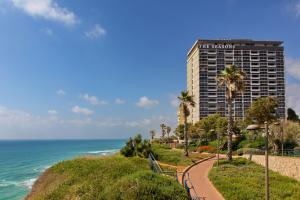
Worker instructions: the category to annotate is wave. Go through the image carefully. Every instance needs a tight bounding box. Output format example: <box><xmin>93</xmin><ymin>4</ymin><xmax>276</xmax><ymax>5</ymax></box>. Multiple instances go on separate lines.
<box><xmin>86</xmin><ymin>149</ymin><xmax>119</xmax><ymax>155</ymax></box>
<box><xmin>33</xmin><ymin>165</ymin><xmax>51</xmax><ymax>172</ymax></box>
<box><xmin>21</xmin><ymin>178</ymin><xmax>37</xmax><ymax>189</ymax></box>
<box><xmin>0</xmin><ymin>178</ymin><xmax>37</xmax><ymax>189</ymax></box>
<box><xmin>0</xmin><ymin>179</ymin><xmax>19</xmax><ymax>188</ymax></box>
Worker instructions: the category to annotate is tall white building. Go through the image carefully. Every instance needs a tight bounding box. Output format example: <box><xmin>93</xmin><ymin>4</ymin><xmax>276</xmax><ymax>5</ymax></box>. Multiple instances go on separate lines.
<box><xmin>187</xmin><ymin>39</ymin><xmax>285</xmax><ymax>123</ymax></box>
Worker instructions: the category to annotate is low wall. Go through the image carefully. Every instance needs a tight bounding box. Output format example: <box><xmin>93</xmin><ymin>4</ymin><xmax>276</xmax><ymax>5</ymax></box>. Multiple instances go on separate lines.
<box><xmin>243</xmin><ymin>155</ymin><xmax>300</xmax><ymax>181</ymax></box>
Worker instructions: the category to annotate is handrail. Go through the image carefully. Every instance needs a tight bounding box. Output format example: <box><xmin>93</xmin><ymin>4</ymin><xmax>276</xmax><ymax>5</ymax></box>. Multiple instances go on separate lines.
<box><xmin>148</xmin><ymin>153</ymin><xmax>163</xmax><ymax>173</ymax></box>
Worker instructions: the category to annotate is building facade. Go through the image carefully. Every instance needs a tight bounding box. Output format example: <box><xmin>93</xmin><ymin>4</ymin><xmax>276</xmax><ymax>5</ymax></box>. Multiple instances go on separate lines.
<box><xmin>187</xmin><ymin>39</ymin><xmax>285</xmax><ymax>123</ymax></box>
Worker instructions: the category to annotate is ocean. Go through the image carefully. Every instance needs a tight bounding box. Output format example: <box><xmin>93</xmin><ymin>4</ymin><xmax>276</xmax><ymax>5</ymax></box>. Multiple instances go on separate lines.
<box><xmin>0</xmin><ymin>139</ymin><xmax>125</xmax><ymax>200</ymax></box>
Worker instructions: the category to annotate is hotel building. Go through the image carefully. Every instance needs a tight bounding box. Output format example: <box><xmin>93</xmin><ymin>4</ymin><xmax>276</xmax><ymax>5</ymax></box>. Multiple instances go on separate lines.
<box><xmin>187</xmin><ymin>39</ymin><xmax>285</xmax><ymax>123</ymax></box>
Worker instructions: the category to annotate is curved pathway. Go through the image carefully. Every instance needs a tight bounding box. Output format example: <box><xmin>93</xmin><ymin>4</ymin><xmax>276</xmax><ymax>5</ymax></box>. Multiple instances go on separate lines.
<box><xmin>183</xmin><ymin>156</ymin><xmax>224</xmax><ymax>200</ymax></box>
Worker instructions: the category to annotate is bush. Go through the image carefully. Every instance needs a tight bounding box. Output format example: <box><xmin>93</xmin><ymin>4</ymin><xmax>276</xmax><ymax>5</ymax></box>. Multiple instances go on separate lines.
<box><xmin>120</xmin><ymin>134</ymin><xmax>152</xmax><ymax>158</ymax></box>
<box><xmin>198</xmin><ymin>146</ymin><xmax>215</xmax><ymax>153</ymax></box>
<box><xmin>248</xmin><ymin>136</ymin><xmax>265</xmax><ymax>148</ymax></box>
<box><xmin>294</xmin><ymin>147</ymin><xmax>300</xmax><ymax>156</ymax></box>
<box><xmin>236</xmin><ymin>148</ymin><xmax>264</xmax><ymax>156</ymax></box>
<box><xmin>103</xmin><ymin>171</ymin><xmax>189</xmax><ymax>200</ymax></box>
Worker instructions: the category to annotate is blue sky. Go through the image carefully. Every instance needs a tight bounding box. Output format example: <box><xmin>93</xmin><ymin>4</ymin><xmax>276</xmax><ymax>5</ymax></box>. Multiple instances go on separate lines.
<box><xmin>1</xmin><ymin>0</ymin><xmax>300</xmax><ymax>139</ymax></box>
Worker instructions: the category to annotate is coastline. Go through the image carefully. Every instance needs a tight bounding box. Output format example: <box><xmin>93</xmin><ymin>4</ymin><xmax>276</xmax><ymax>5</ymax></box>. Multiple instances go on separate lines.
<box><xmin>0</xmin><ymin>140</ymin><xmax>125</xmax><ymax>200</ymax></box>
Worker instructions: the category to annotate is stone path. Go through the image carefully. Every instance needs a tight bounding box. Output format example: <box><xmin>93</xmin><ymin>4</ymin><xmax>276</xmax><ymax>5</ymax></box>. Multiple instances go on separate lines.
<box><xmin>183</xmin><ymin>157</ymin><xmax>224</xmax><ymax>200</ymax></box>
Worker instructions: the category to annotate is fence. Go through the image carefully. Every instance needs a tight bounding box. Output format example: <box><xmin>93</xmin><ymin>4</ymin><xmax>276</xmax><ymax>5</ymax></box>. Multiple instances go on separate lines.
<box><xmin>240</xmin><ymin>148</ymin><xmax>300</xmax><ymax>157</ymax></box>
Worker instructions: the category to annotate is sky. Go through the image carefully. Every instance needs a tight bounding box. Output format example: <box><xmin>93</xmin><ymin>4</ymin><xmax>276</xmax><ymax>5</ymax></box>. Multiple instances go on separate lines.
<box><xmin>1</xmin><ymin>0</ymin><xmax>300</xmax><ymax>139</ymax></box>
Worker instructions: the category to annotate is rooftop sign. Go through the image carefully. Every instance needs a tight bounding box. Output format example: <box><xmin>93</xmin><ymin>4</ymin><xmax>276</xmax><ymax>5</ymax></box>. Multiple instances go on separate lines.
<box><xmin>199</xmin><ymin>44</ymin><xmax>235</xmax><ymax>49</ymax></box>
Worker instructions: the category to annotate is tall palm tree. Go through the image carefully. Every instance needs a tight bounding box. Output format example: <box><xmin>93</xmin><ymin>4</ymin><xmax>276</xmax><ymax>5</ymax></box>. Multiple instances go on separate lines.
<box><xmin>178</xmin><ymin>90</ymin><xmax>195</xmax><ymax>156</ymax></box>
<box><xmin>149</xmin><ymin>130</ymin><xmax>156</xmax><ymax>141</ymax></box>
<box><xmin>166</xmin><ymin>126</ymin><xmax>171</xmax><ymax>143</ymax></box>
<box><xmin>217</xmin><ymin>65</ymin><xmax>245</xmax><ymax>161</ymax></box>
<box><xmin>160</xmin><ymin>124</ymin><xmax>166</xmax><ymax>139</ymax></box>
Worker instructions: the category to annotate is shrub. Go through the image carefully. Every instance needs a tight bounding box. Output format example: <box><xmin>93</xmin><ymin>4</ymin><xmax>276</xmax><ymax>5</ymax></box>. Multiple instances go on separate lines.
<box><xmin>120</xmin><ymin>134</ymin><xmax>152</xmax><ymax>158</ymax></box>
<box><xmin>236</xmin><ymin>148</ymin><xmax>264</xmax><ymax>156</ymax></box>
<box><xmin>198</xmin><ymin>146</ymin><xmax>215</xmax><ymax>153</ymax></box>
<box><xmin>294</xmin><ymin>147</ymin><xmax>300</xmax><ymax>156</ymax></box>
<box><xmin>103</xmin><ymin>171</ymin><xmax>189</xmax><ymax>200</ymax></box>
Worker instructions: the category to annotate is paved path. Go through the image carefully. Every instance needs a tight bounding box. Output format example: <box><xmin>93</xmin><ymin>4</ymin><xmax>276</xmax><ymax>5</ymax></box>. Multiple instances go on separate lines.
<box><xmin>183</xmin><ymin>157</ymin><xmax>225</xmax><ymax>200</ymax></box>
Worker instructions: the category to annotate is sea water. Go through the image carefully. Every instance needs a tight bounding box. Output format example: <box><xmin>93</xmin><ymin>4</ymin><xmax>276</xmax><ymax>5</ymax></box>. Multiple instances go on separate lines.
<box><xmin>0</xmin><ymin>139</ymin><xmax>125</xmax><ymax>200</ymax></box>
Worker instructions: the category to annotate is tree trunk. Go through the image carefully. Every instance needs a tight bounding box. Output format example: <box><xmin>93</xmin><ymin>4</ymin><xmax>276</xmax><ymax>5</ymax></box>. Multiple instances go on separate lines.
<box><xmin>227</xmin><ymin>97</ymin><xmax>233</xmax><ymax>161</ymax></box>
<box><xmin>184</xmin><ymin>115</ymin><xmax>189</xmax><ymax>157</ymax></box>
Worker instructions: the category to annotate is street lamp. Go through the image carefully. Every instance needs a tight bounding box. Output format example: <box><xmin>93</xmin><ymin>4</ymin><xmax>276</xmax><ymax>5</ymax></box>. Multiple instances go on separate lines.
<box><xmin>246</xmin><ymin>122</ymin><xmax>269</xmax><ymax>200</ymax></box>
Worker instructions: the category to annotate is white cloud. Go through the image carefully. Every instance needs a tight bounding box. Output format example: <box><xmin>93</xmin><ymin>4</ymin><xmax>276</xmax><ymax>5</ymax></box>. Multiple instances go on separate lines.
<box><xmin>67</xmin><ymin>118</ymin><xmax>92</xmax><ymax>126</ymax></box>
<box><xmin>125</xmin><ymin>118</ymin><xmax>152</xmax><ymax>127</ymax></box>
<box><xmin>85</xmin><ymin>24</ymin><xmax>106</xmax><ymax>40</ymax></box>
<box><xmin>286</xmin><ymin>57</ymin><xmax>300</xmax><ymax>81</ymax></box>
<box><xmin>80</xmin><ymin>94</ymin><xmax>107</xmax><ymax>105</ymax></box>
<box><xmin>10</xmin><ymin>0</ymin><xmax>78</xmax><ymax>26</ymax></box>
<box><xmin>287</xmin><ymin>83</ymin><xmax>300</xmax><ymax>114</ymax></box>
<box><xmin>0</xmin><ymin>106</ymin><xmax>34</xmax><ymax>125</ymax></box>
<box><xmin>48</xmin><ymin>109</ymin><xmax>58</xmax><ymax>115</ymax></box>
<box><xmin>56</xmin><ymin>89</ymin><xmax>66</xmax><ymax>96</ymax></box>
<box><xmin>137</xmin><ymin>96</ymin><xmax>159</xmax><ymax>108</ymax></box>
<box><xmin>71</xmin><ymin>106</ymin><xmax>93</xmax><ymax>115</ymax></box>
<box><xmin>115</xmin><ymin>98</ymin><xmax>125</xmax><ymax>104</ymax></box>
<box><xmin>296</xmin><ymin>2</ymin><xmax>300</xmax><ymax>16</ymax></box>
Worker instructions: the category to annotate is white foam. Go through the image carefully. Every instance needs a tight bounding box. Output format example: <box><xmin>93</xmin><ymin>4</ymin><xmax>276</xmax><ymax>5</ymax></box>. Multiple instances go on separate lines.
<box><xmin>21</xmin><ymin>178</ymin><xmax>37</xmax><ymax>189</ymax></box>
<box><xmin>33</xmin><ymin>165</ymin><xmax>51</xmax><ymax>172</ymax></box>
<box><xmin>0</xmin><ymin>179</ymin><xmax>19</xmax><ymax>188</ymax></box>
<box><xmin>86</xmin><ymin>149</ymin><xmax>119</xmax><ymax>154</ymax></box>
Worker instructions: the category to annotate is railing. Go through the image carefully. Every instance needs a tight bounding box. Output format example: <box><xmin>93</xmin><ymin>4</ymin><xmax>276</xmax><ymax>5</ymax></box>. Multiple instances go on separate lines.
<box><xmin>148</xmin><ymin>153</ymin><xmax>163</xmax><ymax>173</ymax></box>
<box><xmin>184</xmin><ymin>172</ymin><xmax>201</xmax><ymax>200</ymax></box>
<box><xmin>148</xmin><ymin>153</ymin><xmax>176</xmax><ymax>177</ymax></box>
<box><xmin>149</xmin><ymin>153</ymin><xmax>202</xmax><ymax>199</ymax></box>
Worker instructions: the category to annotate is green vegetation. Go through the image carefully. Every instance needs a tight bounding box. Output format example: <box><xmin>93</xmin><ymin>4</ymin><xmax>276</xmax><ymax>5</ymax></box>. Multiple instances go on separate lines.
<box><xmin>152</xmin><ymin>144</ymin><xmax>211</xmax><ymax>166</ymax></box>
<box><xmin>27</xmin><ymin>155</ymin><xmax>188</xmax><ymax>200</ymax></box>
<box><xmin>245</xmin><ymin>97</ymin><xmax>278</xmax><ymax>124</ymax></box>
<box><xmin>209</xmin><ymin>158</ymin><xmax>300</xmax><ymax>200</ymax></box>
<box><xmin>120</xmin><ymin>134</ymin><xmax>152</xmax><ymax>158</ymax></box>
<box><xmin>287</xmin><ymin>108</ymin><xmax>299</xmax><ymax>122</ymax></box>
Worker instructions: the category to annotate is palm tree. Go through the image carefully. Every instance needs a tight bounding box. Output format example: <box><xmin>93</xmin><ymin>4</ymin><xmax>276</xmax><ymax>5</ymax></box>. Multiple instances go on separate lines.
<box><xmin>149</xmin><ymin>130</ymin><xmax>156</xmax><ymax>141</ymax></box>
<box><xmin>160</xmin><ymin>124</ymin><xmax>166</xmax><ymax>140</ymax></box>
<box><xmin>217</xmin><ymin>65</ymin><xmax>245</xmax><ymax>161</ymax></box>
<box><xmin>178</xmin><ymin>90</ymin><xmax>195</xmax><ymax>156</ymax></box>
<box><xmin>166</xmin><ymin>126</ymin><xmax>171</xmax><ymax>143</ymax></box>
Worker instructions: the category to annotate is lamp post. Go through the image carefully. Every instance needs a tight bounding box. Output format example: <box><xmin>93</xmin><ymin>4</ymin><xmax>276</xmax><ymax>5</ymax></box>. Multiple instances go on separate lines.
<box><xmin>264</xmin><ymin>121</ymin><xmax>269</xmax><ymax>200</ymax></box>
<box><xmin>246</xmin><ymin>123</ymin><xmax>269</xmax><ymax>200</ymax></box>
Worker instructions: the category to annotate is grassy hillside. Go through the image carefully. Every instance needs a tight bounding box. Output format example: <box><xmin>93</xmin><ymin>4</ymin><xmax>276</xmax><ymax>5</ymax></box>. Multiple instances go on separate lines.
<box><xmin>152</xmin><ymin>144</ymin><xmax>212</xmax><ymax>166</ymax></box>
<box><xmin>26</xmin><ymin>155</ymin><xmax>188</xmax><ymax>200</ymax></box>
<box><xmin>209</xmin><ymin>158</ymin><xmax>300</xmax><ymax>200</ymax></box>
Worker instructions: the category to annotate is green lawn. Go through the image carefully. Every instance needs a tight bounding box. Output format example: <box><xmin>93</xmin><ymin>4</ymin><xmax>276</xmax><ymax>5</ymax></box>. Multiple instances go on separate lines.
<box><xmin>26</xmin><ymin>155</ymin><xmax>189</xmax><ymax>200</ymax></box>
<box><xmin>152</xmin><ymin>144</ymin><xmax>212</xmax><ymax>166</ymax></box>
<box><xmin>209</xmin><ymin>158</ymin><xmax>300</xmax><ymax>200</ymax></box>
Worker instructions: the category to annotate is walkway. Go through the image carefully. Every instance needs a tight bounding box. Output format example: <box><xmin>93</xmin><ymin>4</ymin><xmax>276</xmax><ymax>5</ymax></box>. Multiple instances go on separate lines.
<box><xmin>183</xmin><ymin>157</ymin><xmax>224</xmax><ymax>200</ymax></box>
